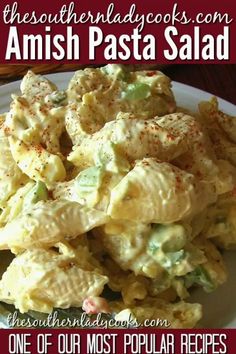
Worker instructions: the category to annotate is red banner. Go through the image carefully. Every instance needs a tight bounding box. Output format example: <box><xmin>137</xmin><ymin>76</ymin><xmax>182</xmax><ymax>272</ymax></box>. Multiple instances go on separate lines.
<box><xmin>1</xmin><ymin>329</ymin><xmax>236</xmax><ymax>354</ymax></box>
<box><xmin>0</xmin><ymin>0</ymin><xmax>235</xmax><ymax>63</ymax></box>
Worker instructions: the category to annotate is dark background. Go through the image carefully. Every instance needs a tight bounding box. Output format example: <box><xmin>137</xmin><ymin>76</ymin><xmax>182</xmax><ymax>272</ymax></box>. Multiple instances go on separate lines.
<box><xmin>165</xmin><ymin>64</ymin><xmax>236</xmax><ymax>105</ymax></box>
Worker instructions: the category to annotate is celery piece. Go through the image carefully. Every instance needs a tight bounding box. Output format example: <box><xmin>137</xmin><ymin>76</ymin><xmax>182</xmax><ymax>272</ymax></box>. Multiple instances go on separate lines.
<box><xmin>76</xmin><ymin>166</ymin><xmax>104</xmax><ymax>193</ymax></box>
<box><xmin>25</xmin><ymin>181</ymin><xmax>48</xmax><ymax>206</ymax></box>
<box><xmin>50</xmin><ymin>90</ymin><xmax>67</xmax><ymax>105</ymax></box>
<box><xmin>32</xmin><ymin>181</ymin><xmax>48</xmax><ymax>202</ymax></box>
<box><xmin>123</xmin><ymin>83</ymin><xmax>151</xmax><ymax>100</ymax></box>
<box><xmin>184</xmin><ymin>266</ymin><xmax>215</xmax><ymax>292</ymax></box>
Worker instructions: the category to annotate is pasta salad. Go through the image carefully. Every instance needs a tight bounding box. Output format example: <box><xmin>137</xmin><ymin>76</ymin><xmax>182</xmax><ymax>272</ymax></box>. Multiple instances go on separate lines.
<box><xmin>0</xmin><ymin>65</ymin><xmax>235</xmax><ymax>328</ymax></box>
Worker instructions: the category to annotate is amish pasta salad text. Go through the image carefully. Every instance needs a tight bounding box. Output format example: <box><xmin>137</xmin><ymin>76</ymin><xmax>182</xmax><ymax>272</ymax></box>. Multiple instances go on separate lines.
<box><xmin>0</xmin><ymin>65</ymin><xmax>235</xmax><ymax>328</ymax></box>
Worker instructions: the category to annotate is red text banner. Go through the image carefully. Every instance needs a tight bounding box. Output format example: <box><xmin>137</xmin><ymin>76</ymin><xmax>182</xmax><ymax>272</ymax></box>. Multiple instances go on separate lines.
<box><xmin>0</xmin><ymin>0</ymin><xmax>235</xmax><ymax>63</ymax></box>
<box><xmin>1</xmin><ymin>329</ymin><xmax>236</xmax><ymax>354</ymax></box>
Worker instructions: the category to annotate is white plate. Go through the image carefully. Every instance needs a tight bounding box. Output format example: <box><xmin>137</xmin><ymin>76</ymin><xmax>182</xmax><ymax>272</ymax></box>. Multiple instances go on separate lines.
<box><xmin>0</xmin><ymin>73</ymin><xmax>235</xmax><ymax>328</ymax></box>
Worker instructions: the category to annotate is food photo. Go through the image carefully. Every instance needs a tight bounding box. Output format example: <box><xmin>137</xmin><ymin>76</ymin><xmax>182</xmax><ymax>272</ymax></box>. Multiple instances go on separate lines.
<box><xmin>0</xmin><ymin>63</ymin><xmax>235</xmax><ymax>329</ymax></box>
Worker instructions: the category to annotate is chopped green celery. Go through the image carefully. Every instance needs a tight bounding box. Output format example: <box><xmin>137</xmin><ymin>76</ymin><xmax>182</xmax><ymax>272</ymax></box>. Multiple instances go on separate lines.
<box><xmin>148</xmin><ymin>242</ymin><xmax>160</xmax><ymax>255</ymax></box>
<box><xmin>24</xmin><ymin>181</ymin><xmax>48</xmax><ymax>206</ymax></box>
<box><xmin>33</xmin><ymin>181</ymin><xmax>48</xmax><ymax>202</ymax></box>
<box><xmin>76</xmin><ymin>166</ymin><xmax>105</xmax><ymax>193</ymax></box>
<box><xmin>76</xmin><ymin>166</ymin><xmax>105</xmax><ymax>207</ymax></box>
<box><xmin>123</xmin><ymin>83</ymin><xmax>151</xmax><ymax>100</ymax></box>
<box><xmin>148</xmin><ymin>224</ymin><xmax>187</xmax><ymax>253</ymax></box>
<box><xmin>158</xmin><ymin>250</ymin><xmax>186</xmax><ymax>269</ymax></box>
<box><xmin>100</xmin><ymin>64</ymin><xmax>128</xmax><ymax>80</ymax></box>
<box><xmin>184</xmin><ymin>265</ymin><xmax>216</xmax><ymax>292</ymax></box>
<box><xmin>50</xmin><ymin>90</ymin><xmax>67</xmax><ymax>105</ymax></box>
<box><xmin>147</xmin><ymin>224</ymin><xmax>187</xmax><ymax>270</ymax></box>
<box><xmin>94</xmin><ymin>142</ymin><xmax>130</xmax><ymax>173</ymax></box>
<box><xmin>166</xmin><ymin>250</ymin><xmax>185</xmax><ymax>264</ymax></box>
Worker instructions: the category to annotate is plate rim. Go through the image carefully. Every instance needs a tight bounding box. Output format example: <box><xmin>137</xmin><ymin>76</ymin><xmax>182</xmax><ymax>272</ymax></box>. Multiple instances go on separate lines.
<box><xmin>0</xmin><ymin>72</ymin><xmax>235</xmax><ymax>112</ymax></box>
